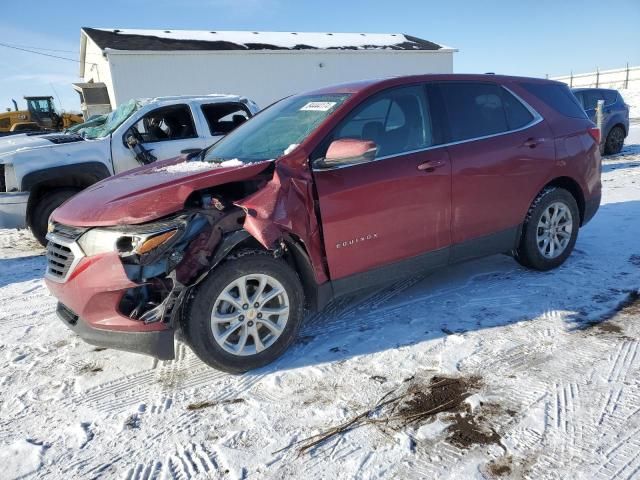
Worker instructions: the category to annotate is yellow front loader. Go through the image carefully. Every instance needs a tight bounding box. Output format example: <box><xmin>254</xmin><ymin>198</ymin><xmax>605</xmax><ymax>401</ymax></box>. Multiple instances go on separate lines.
<box><xmin>0</xmin><ymin>96</ymin><xmax>83</xmax><ymax>135</ymax></box>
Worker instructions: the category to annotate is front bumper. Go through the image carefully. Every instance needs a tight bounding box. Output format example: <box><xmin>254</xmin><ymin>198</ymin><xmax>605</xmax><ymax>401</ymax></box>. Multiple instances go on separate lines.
<box><xmin>56</xmin><ymin>303</ymin><xmax>175</xmax><ymax>360</ymax></box>
<box><xmin>45</xmin><ymin>251</ymin><xmax>176</xmax><ymax>360</ymax></box>
<box><xmin>0</xmin><ymin>192</ymin><xmax>28</xmax><ymax>228</ymax></box>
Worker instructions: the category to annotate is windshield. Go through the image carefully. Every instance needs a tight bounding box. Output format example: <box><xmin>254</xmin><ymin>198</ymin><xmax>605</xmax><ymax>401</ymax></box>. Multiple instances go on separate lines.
<box><xmin>79</xmin><ymin>99</ymin><xmax>140</xmax><ymax>139</ymax></box>
<box><xmin>202</xmin><ymin>93</ymin><xmax>350</xmax><ymax>163</ymax></box>
<box><xmin>66</xmin><ymin>114</ymin><xmax>108</xmax><ymax>134</ymax></box>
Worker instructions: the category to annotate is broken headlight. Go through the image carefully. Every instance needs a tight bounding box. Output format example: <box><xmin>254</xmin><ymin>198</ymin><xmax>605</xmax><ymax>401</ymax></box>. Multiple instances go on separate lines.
<box><xmin>78</xmin><ymin>221</ymin><xmax>182</xmax><ymax>257</ymax></box>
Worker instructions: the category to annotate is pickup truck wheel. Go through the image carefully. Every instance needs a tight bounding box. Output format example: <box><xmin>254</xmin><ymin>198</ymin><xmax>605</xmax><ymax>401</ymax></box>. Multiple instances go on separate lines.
<box><xmin>515</xmin><ymin>187</ymin><xmax>579</xmax><ymax>271</ymax></box>
<box><xmin>183</xmin><ymin>251</ymin><xmax>304</xmax><ymax>373</ymax></box>
<box><xmin>604</xmin><ymin>125</ymin><xmax>625</xmax><ymax>155</ymax></box>
<box><xmin>30</xmin><ymin>189</ymin><xmax>79</xmax><ymax>246</ymax></box>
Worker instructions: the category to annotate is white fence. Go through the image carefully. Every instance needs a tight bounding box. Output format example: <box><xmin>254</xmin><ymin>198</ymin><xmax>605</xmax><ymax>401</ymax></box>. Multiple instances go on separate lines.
<box><xmin>551</xmin><ymin>65</ymin><xmax>640</xmax><ymax>89</ymax></box>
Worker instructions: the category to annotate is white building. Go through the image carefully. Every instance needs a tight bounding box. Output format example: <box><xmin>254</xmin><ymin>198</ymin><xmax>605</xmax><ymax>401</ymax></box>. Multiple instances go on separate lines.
<box><xmin>77</xmin><ymin>28</ymin><xmax>456</xmax><ymax>113</ymax></box>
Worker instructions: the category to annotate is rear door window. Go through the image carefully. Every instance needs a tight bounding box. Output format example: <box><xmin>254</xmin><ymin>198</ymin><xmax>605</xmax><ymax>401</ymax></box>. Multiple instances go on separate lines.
<box><xmin>436</xmin><ymin>82</ymin><xmax>509</xmax><ymax>142</ymax></box>
<box><xmin>201</xmin><ymin>103</ymin><xmax>251</xmax><ymax>136</ymax></box>
<box><xmin>520</xmin><ymin>82</ymin><xmax>587</xmax><ymax>119</ymax></box>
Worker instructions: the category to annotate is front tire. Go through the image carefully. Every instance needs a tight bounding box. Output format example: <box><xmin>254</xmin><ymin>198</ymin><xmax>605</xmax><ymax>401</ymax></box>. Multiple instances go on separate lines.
<box><xmin>604</xmin><ymin>125</ymin><xmax>625</xmax><ymax>155</ymax></box>
<box><xmin>30</xmin><ymin>188</ymin><xmax>80</xmax><ymax>246</ymax></box>
<box><xmin>515</xmin><ymin>187</ymin><xmax>580</xmax><ymax>271</ymax></box>
<box><xmin>183</xmin><ymin>250</ymin><xmax>304</xmax><ymax>373</ymax></box>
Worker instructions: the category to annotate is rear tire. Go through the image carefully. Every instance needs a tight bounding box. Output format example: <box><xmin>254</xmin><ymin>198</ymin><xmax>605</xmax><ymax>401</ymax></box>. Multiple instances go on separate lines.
<box><xmin>30</xmin><ymin>188</ymin><xmax>79</xmax><ymax>246</ymax></box>
<box><xmin>183</xmin><ymin>250</ymin><xmax>305</xmax><ymax>373</ymax></box>
<box><xmin>515</xmin><ymin>187</ymin><xmax>580</xmax><ymax>271</ymax></box>
<box><xmin>604</xmin><ymin>125</ymin><xmax>625</xmax><ymax>155</ymax></box>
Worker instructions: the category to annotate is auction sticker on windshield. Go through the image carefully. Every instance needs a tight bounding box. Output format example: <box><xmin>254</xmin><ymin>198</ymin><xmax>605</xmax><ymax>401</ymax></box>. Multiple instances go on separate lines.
<box><xmin>300</xmin><ymin>102</ymin><xmax>337</xmax><ymax>111</ymax></box>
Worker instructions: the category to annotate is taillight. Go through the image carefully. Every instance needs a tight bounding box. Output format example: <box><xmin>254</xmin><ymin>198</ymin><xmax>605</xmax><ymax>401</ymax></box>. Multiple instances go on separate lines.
<box><xmin>588</xmin><ymin>127</ymin><xmax>600</xmax><ymax>144</ymax></box>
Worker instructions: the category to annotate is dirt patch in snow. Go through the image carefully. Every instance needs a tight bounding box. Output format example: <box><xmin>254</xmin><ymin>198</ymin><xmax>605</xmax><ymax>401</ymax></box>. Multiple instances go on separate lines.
<box><xmin>76</xmin><ymin>362</ymin><xmax>103</xmax><ymax>375</ymax></box>
<box><xmin>487</xmin><ymin>456</ymin><xmax>513</xmax><ymax>477</ymax></box>
<box><xmin>581</xmin><ymin>290</ymin><xmax>640</xmax><ymax>337</ymax></box>
<box><xmin>187</xmin><ymin>398</ymin><xmax>245</xmax><ymax>411</ymax></box>
<box><xmin>280</xmin><ymin>375</ymin><xmax>508</xmax><ymax>455</ymax></box>
<box><xmin>447</xmin><ymin>410</ymin><xmax>501</xmax><ymax>448</ymax></box>
<box><xmin>398</xmin><ymin>376</ymin><xmax>479</xmax><ymax>424</ymax></box>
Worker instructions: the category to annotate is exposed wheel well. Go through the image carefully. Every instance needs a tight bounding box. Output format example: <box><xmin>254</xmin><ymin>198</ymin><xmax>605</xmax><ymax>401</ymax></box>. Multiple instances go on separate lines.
<box><xmin>26</xmin><ymin>176</ymin><xmax>100</xmax><ymax>224</ymax></box>
<box><xmin>540</xmin><ymin>177</ymin><xmax>585</xmax><ymax>225</ymax></box>
<box><xmin>224</xmin><ymin>233</ymin><xmax>327</xmax><ymax>312</ymax></box>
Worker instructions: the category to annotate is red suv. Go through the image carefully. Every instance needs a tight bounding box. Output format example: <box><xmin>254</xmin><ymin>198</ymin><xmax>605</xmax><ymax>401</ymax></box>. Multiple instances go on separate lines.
<box><xmin>45</xmin><ymin>75</ymin><xmax>601</xmax><ymax>372</ymax></box>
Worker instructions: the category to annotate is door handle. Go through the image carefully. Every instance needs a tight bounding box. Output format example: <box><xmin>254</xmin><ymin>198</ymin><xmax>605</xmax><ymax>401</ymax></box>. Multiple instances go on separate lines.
<box><xmin>523</xmin><ymin>138</ymin><xmax>544</xmax><ymax>149</ymax></box>
<box><xmin>417</xmin><ymin>160</ymin><xmax>445</xmax><ymax>172</ymax></box>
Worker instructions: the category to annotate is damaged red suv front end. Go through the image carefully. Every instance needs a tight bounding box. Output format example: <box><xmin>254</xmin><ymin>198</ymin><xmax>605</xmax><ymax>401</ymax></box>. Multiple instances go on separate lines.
<box><xmin>44</xmin><ymin>157</ymin><xmax>288</xmax><ymax>359</ymax></box>
<box><xmin>44</xmin><ymin>90</ymin><xmax>351</xmax><ymax>364</ymax></box>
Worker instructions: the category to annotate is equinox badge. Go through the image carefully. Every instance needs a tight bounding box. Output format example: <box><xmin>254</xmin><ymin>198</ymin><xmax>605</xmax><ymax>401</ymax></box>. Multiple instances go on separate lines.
<box><xmin>336</xmin><ymin>233</ymin><xmax>378</xmax><ymax>249</ymax></box>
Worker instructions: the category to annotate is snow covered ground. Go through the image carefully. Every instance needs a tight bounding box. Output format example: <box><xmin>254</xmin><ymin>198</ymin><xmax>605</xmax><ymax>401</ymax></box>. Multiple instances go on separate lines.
<box><xmin>1</xmin><ymin>142</ymin><xmax>640</xmax><ymax>479</ymax></box>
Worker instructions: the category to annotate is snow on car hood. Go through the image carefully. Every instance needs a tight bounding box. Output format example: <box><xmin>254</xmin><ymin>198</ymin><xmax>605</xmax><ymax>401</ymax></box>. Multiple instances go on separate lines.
<box><xmin>51</xmin><ymin>157</ymin><xmax>273</xmax><ymax>227</ymax></box>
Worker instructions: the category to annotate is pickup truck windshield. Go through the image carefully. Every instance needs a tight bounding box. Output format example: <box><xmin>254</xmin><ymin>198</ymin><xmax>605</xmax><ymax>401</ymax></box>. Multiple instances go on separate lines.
<box><xmin>202</xmin><ymin>94</ymin><xmax>350</xmax><ymax>163</ymax></box>
<box><xmin>79</xmin><ymin>99</ymin><xmax>141</xmax><ymax>139</ymax></box>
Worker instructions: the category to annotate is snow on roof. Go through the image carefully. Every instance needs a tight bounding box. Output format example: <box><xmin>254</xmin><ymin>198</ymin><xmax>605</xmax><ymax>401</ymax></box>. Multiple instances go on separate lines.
<box><xmin>82</xmin><ymin>28</ymin><xmax>449</xmax><ymax>52</ymax></box>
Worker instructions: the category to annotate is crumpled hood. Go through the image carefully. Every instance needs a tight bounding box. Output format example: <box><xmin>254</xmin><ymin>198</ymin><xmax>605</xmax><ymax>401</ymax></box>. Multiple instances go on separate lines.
<box><xmin>52</xmin><ymin>157</ymin><xmax>272</xmax><ymax>227</ymax></box>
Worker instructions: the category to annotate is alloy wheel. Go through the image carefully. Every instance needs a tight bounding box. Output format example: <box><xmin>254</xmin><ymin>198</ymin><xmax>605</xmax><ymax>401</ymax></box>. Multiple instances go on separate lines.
<box><xmin>536</xmin><ymin>202</ymin><xmax>573</xmax><ymax>259</ymax></box>
<box><xmin>210</xmin><ymin>274</ymin><xmax>290</xmax><ymax>356</ymax></box>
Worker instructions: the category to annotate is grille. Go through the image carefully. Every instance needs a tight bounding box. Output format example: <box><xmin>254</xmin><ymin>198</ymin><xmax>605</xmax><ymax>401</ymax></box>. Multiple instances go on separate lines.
<box><xmin>46</xmin><ymin>240</ymin><xmax>75</xmax><ymax>280</ymax></box>
<box><xmin>45</xmin><ymin>230</ymin><xmax>84</xmax><ymax>282</ymax></box>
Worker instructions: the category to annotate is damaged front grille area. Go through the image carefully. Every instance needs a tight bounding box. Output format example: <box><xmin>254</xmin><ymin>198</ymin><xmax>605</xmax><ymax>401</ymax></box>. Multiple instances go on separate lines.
<box><xmin>50</xmin><ymin>222</ymin><xmax>87</xmax><ymax>241</ymax></box>
<box><xmin>117</xmin><ymin>202</ymin><xmax>247</xmax><ymax>325</ymax></box>
<box><xmin>45</xmin><ymin>231</ymin><xmax>84</xmax><ymax>283</ymax></box>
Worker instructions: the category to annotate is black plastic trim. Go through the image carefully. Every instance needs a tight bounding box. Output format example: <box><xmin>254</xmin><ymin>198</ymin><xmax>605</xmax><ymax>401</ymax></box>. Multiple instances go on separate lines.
<box><xmin>331</xmin><ymin>247</ymin><xmax>449</xmax><ymax>298</ymax></box>
<box><xmin>56</xmin><ymin>302</ymin><xmax>175</xmax><ymax>360</ymax></box>
<box><xmin>583</xmin><ymin>193</ymin><xmax>601</xmax><ymax>226</ymax></box>
<box><xmin>450</xmin><ymin>226</ymin><xmax>521</xmax><ymax>264</ymax></box>
<box><xmin>21</xmin><ymin>162</ymin><xmax>111</xmax><ymax>192</ymax></box>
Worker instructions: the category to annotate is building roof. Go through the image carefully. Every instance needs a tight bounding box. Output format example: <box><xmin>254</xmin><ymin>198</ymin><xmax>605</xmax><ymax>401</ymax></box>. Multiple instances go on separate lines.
<box><xmin>81</xmin><ymin>28</ymin><xmax>451</xmax><ymax>52</ymax></box>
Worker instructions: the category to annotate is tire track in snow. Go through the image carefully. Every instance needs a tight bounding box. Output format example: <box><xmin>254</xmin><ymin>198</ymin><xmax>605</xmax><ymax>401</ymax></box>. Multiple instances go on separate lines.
<box><xmin>68</xmin><ymin>344</ymin><xmax>263</xmax><ymax>416</ymax></box>
<box><xmin>597</xmin><ymin>428</ymin><xmax>640</xmax><ymax>480</ymax></box>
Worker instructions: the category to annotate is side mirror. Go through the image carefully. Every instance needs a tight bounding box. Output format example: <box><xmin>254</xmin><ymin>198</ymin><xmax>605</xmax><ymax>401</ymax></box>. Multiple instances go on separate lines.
<box><xmin>314</xmin><ymin>138</ymin><xmax>377</xmax><ymax>169</ymax></box>
<box><xmin>124</xmin><ymin>131</ymin><xmax>139</xmax><ymax>148</ymax></box>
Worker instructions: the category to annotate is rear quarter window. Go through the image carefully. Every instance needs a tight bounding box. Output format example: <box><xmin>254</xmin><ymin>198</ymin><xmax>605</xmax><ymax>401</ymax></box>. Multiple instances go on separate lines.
<box><xmin>521</xmin><ymin>83</ymin><xmax>587</xmax><ymax>119</ymax></box>
<box><xmin>603</xmin><ymin>91</ymin><xmax>618</xmax><ymax>105</ymax></box>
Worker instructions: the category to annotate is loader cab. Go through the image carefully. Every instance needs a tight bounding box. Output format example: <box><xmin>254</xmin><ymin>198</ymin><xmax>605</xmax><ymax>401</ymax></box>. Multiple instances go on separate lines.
<box><xmin>25</xmin><ymin>96</ymin><xmax>61</xmax><ymax>130</ymax></box>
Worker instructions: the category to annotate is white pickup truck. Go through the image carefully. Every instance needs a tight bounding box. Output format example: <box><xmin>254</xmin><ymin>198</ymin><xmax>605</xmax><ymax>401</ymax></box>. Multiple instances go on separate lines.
<box><xmin>0</xmin><ymin>94</ymin><xmax>259</xmax><ymax>244</ymax></box>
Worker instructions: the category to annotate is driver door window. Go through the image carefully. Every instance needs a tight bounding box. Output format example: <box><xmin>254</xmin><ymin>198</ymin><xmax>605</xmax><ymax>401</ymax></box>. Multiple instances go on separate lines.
<box><xmin>332</xmin><ymin>85</ymin><xmax>433</xmax><ymax>159</ymax></box>
<box><xmin>129</xmin><ymin>104</ymin><xmax>197</xmax><ymax>143</ymax></box>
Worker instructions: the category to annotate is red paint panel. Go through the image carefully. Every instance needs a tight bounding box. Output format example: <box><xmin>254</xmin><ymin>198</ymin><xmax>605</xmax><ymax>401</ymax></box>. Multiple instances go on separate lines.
<box><xmin>45</xmin><ymin>253</ymin><xmax>167</xmax><ymax>332</ymax></box>
<box><xmin>313</xmin><ymin>148</ymin><xmax>451</xmax><ymax>280</ymax></box>
<box><xmin>448</xmin><ymin>121</ymin><xmax>555</xmax><ymax>244</ymax></box>
<box><xmin>52</xmin><ymin>158</ymin><xmax>272</xmax><ymax>227</ymax></box>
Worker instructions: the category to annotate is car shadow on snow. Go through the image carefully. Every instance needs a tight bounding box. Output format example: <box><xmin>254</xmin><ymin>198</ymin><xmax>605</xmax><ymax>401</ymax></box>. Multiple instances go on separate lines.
<box><xmin>0</xmin><ymin>254</ymin><xmax>46</xmax><ymax>288</ymax></box>
<box><xmin>258</xmin><ymin>199</ymin><xmax>640</xmax><ymax>373</ymax></box>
